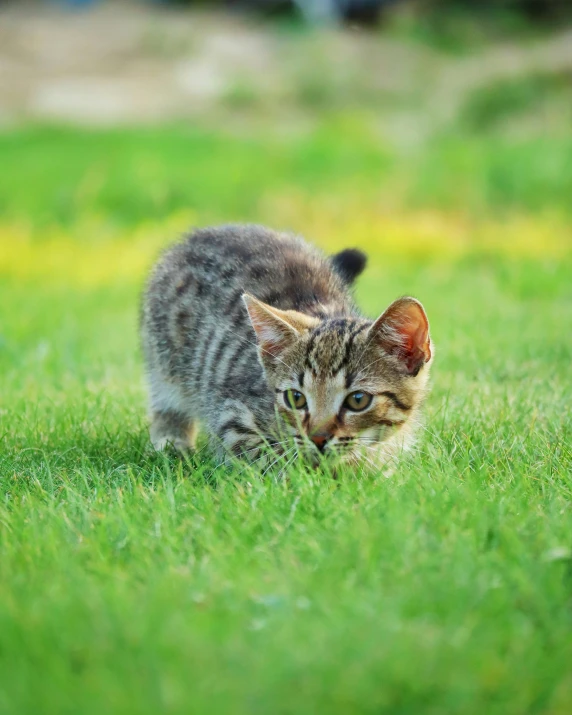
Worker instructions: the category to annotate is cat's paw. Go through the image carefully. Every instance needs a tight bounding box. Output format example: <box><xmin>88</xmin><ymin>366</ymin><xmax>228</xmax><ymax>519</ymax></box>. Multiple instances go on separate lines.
<box><xmin>150</xmin><ymin>414</ymin><xmax>198</xmax><ymax>453</ymax></box>
<box><xmin>151</xmin><ymin>435</ymin><xmax>192</xmax><ymax>453</ymax></box>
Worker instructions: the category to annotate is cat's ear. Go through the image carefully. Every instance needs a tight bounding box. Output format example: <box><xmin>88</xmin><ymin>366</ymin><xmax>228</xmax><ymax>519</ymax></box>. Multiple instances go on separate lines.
<box><xmin>368</xmin><ymin>297</ymin><xmax>432</xmax><ymax>376</ymax></box>
<box><xmin>242</xmin><ymin>294</ymin><xmax>318</xmax><ymax>358</ymax></box>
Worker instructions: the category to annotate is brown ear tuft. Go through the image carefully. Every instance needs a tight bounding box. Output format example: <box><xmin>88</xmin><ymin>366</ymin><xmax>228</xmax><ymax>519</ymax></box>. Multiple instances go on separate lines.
<box><xmin>242</xmin><ymin>294</ymin><xmax>318</xmax><ymax>358</ymax></box>
<box><xmin>369</xmin><ymin>297</ymin><xmax>432</xmax><ymax>375</ymax></box>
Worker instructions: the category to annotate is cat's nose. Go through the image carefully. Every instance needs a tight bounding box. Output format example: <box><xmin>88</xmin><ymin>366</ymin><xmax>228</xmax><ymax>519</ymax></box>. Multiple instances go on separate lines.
<box><xmin>310</xmin><ymin>433</ymin><xmax>332</xmax><ymax>452</ymax></box>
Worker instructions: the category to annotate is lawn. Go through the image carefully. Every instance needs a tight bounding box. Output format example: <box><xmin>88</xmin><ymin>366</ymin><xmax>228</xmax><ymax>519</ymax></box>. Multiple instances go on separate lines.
<box><xmin>1</xmin><ymin>121</ymin><xmax>571</xmax><ymax>714</ymax></box>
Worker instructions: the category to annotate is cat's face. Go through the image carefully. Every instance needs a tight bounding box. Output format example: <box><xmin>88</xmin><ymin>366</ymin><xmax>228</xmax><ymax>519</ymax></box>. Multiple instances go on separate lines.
<box><xmin>244</xmin><ymin>294</ymin><xmax>433</xmax><ymax>468</ymax></box>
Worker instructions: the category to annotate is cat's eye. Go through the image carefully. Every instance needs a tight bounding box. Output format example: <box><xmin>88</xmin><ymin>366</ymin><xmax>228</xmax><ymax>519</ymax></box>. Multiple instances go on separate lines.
<box><xmin>344</xmin><ymin>391</ymin><xmax>373</xmax><ymax>412</ymax></box>
<box><xmin>284</xmin><ymin>389</ymin><xmax>307</xmax><ymax>410</ymax></box>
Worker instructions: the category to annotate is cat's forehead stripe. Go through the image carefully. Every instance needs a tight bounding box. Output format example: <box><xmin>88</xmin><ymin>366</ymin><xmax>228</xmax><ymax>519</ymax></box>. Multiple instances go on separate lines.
<box><xmin>334</xmin><ymin>322</ymin><xmax>370</xmax><ymax>374</ymax></box>
<box><xmin>305</xmin><ymin>319</ymin><xmax>370</xmax><ymax>377</ymax></box>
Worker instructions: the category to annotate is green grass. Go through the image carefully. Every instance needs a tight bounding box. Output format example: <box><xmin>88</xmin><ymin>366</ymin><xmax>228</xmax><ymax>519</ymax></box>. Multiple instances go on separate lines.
<box><xmin>1</xmin><ymin>121</ymin><xmax>572</xmax><ymax>713</ymax></box>
<box><xmin>1</xmin><ymin>123</ymin><xmax>572</xmax><ymax>228</ymax></box>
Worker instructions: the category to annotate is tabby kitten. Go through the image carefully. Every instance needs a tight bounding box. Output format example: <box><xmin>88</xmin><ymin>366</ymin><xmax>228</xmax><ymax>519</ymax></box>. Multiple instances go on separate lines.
<box><xmin>141</xmin><ymin>225</ymin><xmax>432</xmax><ymax>471</ymax></box>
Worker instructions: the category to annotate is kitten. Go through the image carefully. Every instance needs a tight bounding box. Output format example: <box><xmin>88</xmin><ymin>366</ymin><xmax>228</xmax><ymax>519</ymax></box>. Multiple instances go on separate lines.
<box><xmin>141</xmin><ymin>224</ymin><xmax>432</xmax><ymax>472</ymax></box>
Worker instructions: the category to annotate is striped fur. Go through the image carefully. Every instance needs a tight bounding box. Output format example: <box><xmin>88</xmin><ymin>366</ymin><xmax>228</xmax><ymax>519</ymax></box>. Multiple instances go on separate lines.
<box><xmin>141</xmin><ymin>224</ymin><xmax>433</xmax><ymax>472</ymax></box>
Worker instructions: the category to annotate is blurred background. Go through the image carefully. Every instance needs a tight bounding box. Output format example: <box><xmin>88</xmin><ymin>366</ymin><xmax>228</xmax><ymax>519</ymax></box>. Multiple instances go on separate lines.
<box><xmin>1</xmin><ymin>0</ymin><xmax>571</xmax><ymax>242</ymax></box>
<box><xmin>1</xmin><ymin>0</ymin><xmax>572</xmax><ymax>242</ymax></box>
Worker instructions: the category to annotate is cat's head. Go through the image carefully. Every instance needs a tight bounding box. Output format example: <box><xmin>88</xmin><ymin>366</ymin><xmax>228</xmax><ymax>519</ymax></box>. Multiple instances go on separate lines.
<box><xmin>243</xmin><ymin>293</ymin><xmax>433</xmax><ymax>468</ymax></box>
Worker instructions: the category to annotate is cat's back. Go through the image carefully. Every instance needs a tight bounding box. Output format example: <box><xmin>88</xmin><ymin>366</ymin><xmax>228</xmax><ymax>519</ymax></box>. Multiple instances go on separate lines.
<box><xmin>146</xmin><ymin>224</ymin><xmax>352</xmax><ymax>317</ymax></box>
<box><xmin>141</xmin><ymin>225</ymin><xmax>355</xmax><ymax>394</ymax></box>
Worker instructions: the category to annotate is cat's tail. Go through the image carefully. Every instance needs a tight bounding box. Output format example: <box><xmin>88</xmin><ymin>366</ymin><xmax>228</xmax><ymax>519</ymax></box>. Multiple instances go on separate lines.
<box><xmin>331</xmin><ymin>248</ymin><xmax>367</xmax><ymax>286</ymax></box>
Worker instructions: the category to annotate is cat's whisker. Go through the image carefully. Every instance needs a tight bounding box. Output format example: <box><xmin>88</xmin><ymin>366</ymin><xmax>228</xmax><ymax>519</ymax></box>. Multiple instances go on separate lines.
<box><xmin>286</xmin><ymin>454</ymin><xmax>299</xmax><ymax>470</ymax></box>
<box><xmin>277</xmin><ymin>452</ymin><xmax>299</xmax><ymax>480</ymax></box>
<box><xmin>220</xmin><ymin>439</ymin><xmax>296</xmax><ymax>468</ymax></box>
<box><xmin>261</xmin><ymin>446</ymin><xmax>298</xmax><ymax>477</ymax></box>
<box><xmin>220</xmin><ymin>451</ymin><xmax>254</xmax><ymax>470</ymax></box>
<box><xmin>357</xmin><ymin>451</ymin><xmax>381</xmax><ymax>473</ymax></box>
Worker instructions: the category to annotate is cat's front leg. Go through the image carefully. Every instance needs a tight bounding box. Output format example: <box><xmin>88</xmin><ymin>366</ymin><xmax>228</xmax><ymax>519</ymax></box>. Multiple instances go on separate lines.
<box><xmin>211</xmin><ymin>401</ymin><xmax>264</xmax><ymax>464</ymax></box>
<box><xmin>212</xmin><ymin>402</ymin><xmax>292</xmax><ymax>471</ymax></box>
<box><xmin>150</xmin><ymin>410</ymin><xmax>198</xmax><ymax>452</ymax></box>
